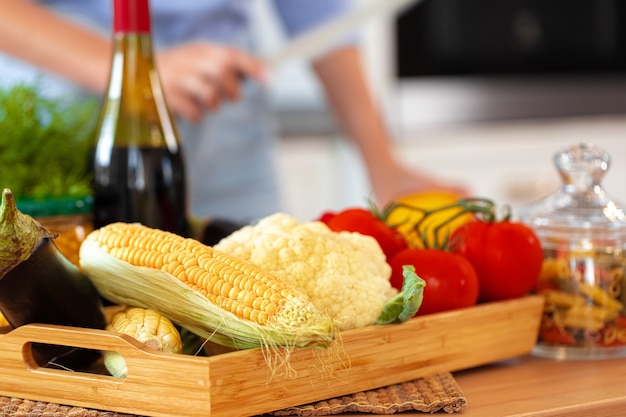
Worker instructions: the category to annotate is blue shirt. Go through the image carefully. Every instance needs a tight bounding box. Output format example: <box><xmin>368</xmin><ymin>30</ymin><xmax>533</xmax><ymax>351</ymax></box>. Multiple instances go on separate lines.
<box><xmin>2</xmin><ymin>0</ymin><xmax>353</xmax><ymax>222</ymax></box>
<box><xmin>35</xmin><ymin>0</ymin><xmax>351</xmax><ymax>47</ymax></box>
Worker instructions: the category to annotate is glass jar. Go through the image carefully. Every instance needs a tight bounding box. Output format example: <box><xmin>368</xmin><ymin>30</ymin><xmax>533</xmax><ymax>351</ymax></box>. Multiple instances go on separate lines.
<box><xmin>16</xmin><ymin>195</ymin><xmax>94</xmax><ymax>268</ymax></box>
<box><xmin>519</xmin><ymin>143</ymin><xmax>626</xmax><ymax>359</ymax></box>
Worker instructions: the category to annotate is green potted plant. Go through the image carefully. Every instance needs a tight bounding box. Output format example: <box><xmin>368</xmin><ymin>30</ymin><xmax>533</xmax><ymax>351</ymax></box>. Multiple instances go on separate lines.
<box><xmin>0</xmin><ymin>83</ymin><xmax>98</xmax><ymax>265</ymax></box>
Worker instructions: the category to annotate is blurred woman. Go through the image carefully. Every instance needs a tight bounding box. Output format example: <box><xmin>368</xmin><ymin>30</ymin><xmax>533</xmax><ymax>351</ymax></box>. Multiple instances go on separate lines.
<box><xmin>0</xmin><ymin>0</ymin><xmax>466</xmax><ymax>221</ymax></box>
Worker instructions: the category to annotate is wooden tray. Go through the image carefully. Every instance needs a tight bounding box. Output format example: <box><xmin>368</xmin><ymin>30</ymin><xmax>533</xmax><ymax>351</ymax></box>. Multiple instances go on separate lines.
<box><xmin>0</xmin><ymin>295</ymin><xmax>544</xmax><ymax>417</ymax></box>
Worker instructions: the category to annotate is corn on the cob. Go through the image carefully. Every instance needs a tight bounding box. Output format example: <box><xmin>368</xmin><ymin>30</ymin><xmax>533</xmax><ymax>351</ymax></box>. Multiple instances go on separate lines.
<box><xmin>104</xmin><ymin>307</ymin><xmax>183</xmax><ymax>378</ymax></box>
<box><xmin>80</xmin><ymin>222</ymin><xmax>335</xmax><ymax>350</ymax></box>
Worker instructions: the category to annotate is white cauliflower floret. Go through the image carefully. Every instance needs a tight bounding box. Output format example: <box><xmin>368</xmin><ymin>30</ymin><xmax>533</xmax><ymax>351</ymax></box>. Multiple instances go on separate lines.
<box><xmin>214</xmin><ymin>213</ymin><xmax>396</xmax><ymax>331</ymax></box>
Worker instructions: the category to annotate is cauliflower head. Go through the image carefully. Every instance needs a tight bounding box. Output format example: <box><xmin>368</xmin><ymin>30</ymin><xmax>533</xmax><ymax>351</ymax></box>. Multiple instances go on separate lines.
<box><xmin>214</xmin><ymin>213</ymin><xmax>396</xmax><ymax>331</ymax></box>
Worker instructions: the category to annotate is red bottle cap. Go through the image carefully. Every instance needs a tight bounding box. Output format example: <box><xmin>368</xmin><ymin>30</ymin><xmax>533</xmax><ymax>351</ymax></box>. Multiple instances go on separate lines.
<box><xmin>113</xmin><ymin>0</ymin><xmax>151</xmax><ymax>33</ymax></box>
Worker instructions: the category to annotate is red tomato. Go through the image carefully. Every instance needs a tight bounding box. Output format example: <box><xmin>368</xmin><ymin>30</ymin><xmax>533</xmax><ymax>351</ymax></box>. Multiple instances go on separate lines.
<box><xmin>452</xmin><ymin>220</ymin><xmax>543</xmax><ymax>302</ymax></box>
<box><xmin>388</xmin><ymin>248</ymin><xmax>479</xmax><ymax>316</ymax></box>
<box><xmin>318</xmin><ymin>211</ymin><xmax>336</xmax><ymax>224</ymax></box>
<box><xmin>325</xmin><ymin>208</ymin><xmax>407</xmax><ymax>259</ymax></box>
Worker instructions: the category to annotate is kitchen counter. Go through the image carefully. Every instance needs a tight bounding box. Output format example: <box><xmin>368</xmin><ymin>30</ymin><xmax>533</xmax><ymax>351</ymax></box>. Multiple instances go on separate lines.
<box><xmin>454</xmin><ymin>355</ymin><xmax>626</xmax><ymax>417</ymax></box>
<box><xmin>341</xmin><ymin>354</ymin><xmax>626</xmax><ymax>417</ymax></box>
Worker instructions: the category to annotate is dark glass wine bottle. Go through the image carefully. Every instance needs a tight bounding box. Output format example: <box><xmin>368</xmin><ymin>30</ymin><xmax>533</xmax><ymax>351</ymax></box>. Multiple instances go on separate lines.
<box><xmin>92</xmin><ymin>0</ymin><xmax>188</xmax><ymax>236</ymax></box>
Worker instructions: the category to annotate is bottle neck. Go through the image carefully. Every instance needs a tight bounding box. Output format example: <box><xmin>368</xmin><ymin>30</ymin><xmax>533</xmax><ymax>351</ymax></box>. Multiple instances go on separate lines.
<box><xmin>109</xmin><ymin>0</ymin><xmax>157</xmax><ymax>103</ymax></box>
<box><xmin>113</xmin><ymin>0</ymin><xmax>151</xmax><ymax>34</ymax></box>
<box><xmin>101</xmin><ymin>0</ymin><xmax>181</xmax><ymax>151</ymax></box>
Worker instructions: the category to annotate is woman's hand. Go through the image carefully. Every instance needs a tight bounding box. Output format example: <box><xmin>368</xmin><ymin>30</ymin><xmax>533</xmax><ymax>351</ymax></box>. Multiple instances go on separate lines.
<box><xmin>156</xmin><ymin>43</ymin><xmax>268</xmax><ymax>122</ymax></box>
<box><xmin>312</xmin><ymin>47</ymin><xmax>469</xmax><ymax>206</ymax></box>
<box><xmin>370</xmin><ymin>159</ymin><xmax>469</xmax><ymax>207</ymax></box>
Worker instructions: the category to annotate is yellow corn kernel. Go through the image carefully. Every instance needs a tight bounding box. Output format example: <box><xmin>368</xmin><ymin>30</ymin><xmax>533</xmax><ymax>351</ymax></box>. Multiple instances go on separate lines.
<box><xmin>104</xmin><ymin>306</ymin><xmax>183</xmax><ymax>378</ymax></box>
<box><xmin>107</xmin><ymin>307</ymin><xmax>182</xmax><ymax>353</ymax></box>
<box><xmin>103</xmin><ymin>231</ymin><xmax>283</xmax><ymax>325</ymax></box>
<box><xmin>80</xmin><ymin>223</ymin><xmax>333</xmax><ymax>348</ymax></box>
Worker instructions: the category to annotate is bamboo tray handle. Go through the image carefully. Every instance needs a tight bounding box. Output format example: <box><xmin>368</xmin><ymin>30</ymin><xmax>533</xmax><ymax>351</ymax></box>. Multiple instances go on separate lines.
<box><xmin>0</xmin><ymin>323</ymin><xmax>200</xmax><ymax>382</ymax></box>
<box><xmin>0</xmin><ymin>324</ymin><xmax>214</xmax><ymax>416</ymax></box>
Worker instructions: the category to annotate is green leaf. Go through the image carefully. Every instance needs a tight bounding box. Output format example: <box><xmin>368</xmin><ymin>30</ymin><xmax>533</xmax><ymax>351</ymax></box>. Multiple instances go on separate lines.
<box><xmin>0</xmin><ymin>83</ymin><xmax>98</xmax><ymax>199</ymax></box>
<box><xmin>376</xmin><ymin>265</ymin><xmax>426</xmax><ymax>324</ymax></box>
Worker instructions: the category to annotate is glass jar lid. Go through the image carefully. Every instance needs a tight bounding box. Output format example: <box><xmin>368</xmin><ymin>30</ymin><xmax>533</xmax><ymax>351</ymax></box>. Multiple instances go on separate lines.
<box><xmin>518</xmin><ymin>143</ymin><xmax>626</xmax><ymax>244</ymax></box>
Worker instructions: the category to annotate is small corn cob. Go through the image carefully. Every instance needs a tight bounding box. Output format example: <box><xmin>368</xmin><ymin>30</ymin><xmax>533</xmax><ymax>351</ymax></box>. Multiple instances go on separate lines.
<box><xmin>80</xmin><ymin>222</ymin><xmax>334</xmax><ymax>350</ymax></box>
<box><xmin>107</xmin><ymin>307</ymin><xmax>183</xmax><ymax>353</ymax></box>
<box><xmin>104</xmin><ymin>307</ymin><xmax>183</xmax><ymax>378</ymax></box>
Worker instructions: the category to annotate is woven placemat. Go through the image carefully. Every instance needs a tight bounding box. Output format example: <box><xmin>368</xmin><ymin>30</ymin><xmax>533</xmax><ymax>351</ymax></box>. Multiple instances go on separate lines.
<box><xmin>264</xmin><ymin>372</ymin><xmax>467</xmax><ymax>416</ymax></box>
<box><xmin>0</xmin><ymin>373</ymin><xmax>466</xmax><ymax>416</ymax></box>
<box><xmin>0</xmin><ymin>397</ymin><xmax>135</xmax><ymax>417</ymax></box>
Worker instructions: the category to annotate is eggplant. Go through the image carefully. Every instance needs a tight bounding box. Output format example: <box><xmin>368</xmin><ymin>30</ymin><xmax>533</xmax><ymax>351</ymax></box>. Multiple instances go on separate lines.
<box><xmin>0</xmin><ymin>188</ymin><xmax>106</xmax><ymax>370</ymax></box>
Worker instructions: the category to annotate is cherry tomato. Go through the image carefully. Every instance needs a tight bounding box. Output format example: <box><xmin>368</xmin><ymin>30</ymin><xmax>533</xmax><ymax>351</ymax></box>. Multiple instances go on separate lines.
<box><xmin>325</xmin><ymin>208</ymin><xmax>408</xmax><ymax>260</ymax></box>
<box><xmin>452</xmin><ymin>220</ymin><xmax>544</xmax><ymax>302</ymax></box>
<box><xmin>388</xmin><ymin>248</ymin><xmax>479</xmax><ymax>316</ymax></box>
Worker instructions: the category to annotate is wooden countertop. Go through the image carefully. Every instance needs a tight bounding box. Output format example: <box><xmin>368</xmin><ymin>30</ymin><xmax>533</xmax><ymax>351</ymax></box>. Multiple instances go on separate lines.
<box><xmin>455</xmin><ymin>355</ymin><xmax>626</xmax><ymax>416</ymax></box>
<box><xmin>342</xmin><ymin>354</ymin><xmax>626</xmax><ymax>417</ymax></box>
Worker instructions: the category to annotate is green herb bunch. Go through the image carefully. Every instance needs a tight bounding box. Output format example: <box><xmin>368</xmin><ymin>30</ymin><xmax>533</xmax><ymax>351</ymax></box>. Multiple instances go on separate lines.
<box><xmin>0</xmin><ymin>84</ymin><xmax>98</xmax><ymax>199</ymax></box>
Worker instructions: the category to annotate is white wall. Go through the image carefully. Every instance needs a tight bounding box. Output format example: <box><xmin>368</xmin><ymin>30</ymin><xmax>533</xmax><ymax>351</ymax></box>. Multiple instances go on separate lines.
<box><xmin>278</xmin><ymin>116</ymin><xmax>626</xmax><ymax>222</ymax></box>
<box><xmin>250</xmin><ymin>2</ymin><xmax>626</xmax><ymax>223</ymax></box>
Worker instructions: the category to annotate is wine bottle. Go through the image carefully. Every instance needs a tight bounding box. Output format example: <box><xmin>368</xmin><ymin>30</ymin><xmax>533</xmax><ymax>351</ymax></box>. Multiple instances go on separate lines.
<box><xmin>92</xmin><ymin>0</ymin><xmax>188</xmax><ymax>236</ymax></box>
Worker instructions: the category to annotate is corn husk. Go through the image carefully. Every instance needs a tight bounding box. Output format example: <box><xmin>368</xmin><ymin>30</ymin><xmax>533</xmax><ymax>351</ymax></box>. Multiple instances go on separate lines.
<box><xmin>80</xmin><ymin>238</ymin><xmax>335</xmax><ymax>350</ymax></box>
